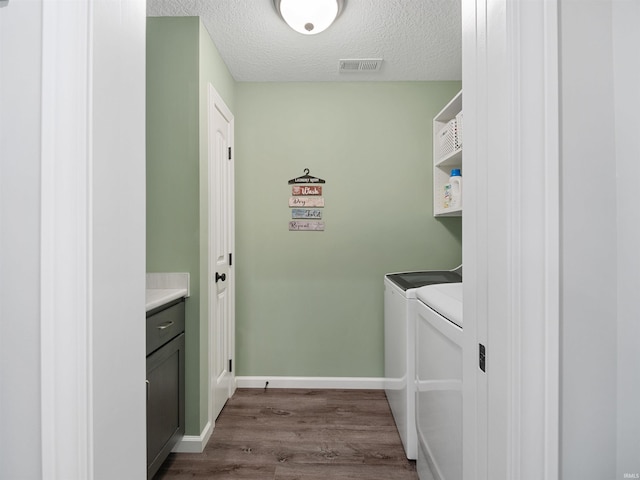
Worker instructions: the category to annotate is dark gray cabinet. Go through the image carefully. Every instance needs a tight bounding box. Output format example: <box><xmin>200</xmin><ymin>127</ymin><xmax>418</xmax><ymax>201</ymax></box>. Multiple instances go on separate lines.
<box><xmin>146</xmin><ymin>299</ymin><xmax>185</xmax><ymax>479</ymax></box>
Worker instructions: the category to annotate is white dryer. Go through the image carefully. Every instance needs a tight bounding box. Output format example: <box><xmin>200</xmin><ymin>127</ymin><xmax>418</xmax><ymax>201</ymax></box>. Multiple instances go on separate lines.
<box><xmin>384</xmin><ymin>268</ymin><xmax>461</xmax><ymax>460</ymax></box>
<box><xmin>415</xmin><ymin>282</ymin><xmax>463</xmax><ymax>480</ymax></box>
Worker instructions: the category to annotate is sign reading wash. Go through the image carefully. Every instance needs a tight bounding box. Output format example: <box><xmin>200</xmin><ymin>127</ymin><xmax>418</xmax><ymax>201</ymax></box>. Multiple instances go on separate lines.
<box><xmin>287</xmin><ymin>169</ymin><xmax>325</xmax><ymax>231</ymax></box>
<box><xmin>292</xmin><ymin>185</ymin><xmax>322</xmax><ymax>196</ymax></box>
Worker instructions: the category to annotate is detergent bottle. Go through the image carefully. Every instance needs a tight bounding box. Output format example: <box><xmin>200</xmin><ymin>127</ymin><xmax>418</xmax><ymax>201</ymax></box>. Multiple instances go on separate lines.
<box><xmin>449</xmin><ymin>169</ymin><xmax>462</xmax><ymax>209</ymax></box>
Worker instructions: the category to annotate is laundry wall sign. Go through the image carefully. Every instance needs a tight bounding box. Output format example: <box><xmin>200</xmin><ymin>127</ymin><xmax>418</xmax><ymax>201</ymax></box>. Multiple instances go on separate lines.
<box><xmin>287</xmin><ymin>169</ymin><xmax>326</xmax><ymax>231</ymax></box>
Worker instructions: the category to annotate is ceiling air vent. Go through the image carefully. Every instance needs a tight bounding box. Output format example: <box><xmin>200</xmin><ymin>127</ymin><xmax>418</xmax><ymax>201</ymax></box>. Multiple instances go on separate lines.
<box><xmin>339</xmin><ymin>58</ymin><xmax>383</xmax><ymax>73</ymax></box>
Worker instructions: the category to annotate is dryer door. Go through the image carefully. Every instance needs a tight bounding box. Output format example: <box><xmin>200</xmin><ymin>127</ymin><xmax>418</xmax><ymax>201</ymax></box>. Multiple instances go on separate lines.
<box><xmin>415</xmin><ymin>301</ymin><xmax>463</xmax><ymax>480</ymax></box>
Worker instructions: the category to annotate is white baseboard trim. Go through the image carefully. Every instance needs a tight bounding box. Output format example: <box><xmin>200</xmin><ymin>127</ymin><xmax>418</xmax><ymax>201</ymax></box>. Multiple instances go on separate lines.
<box><xmin>172</xmin><ymin>420</ymin><xmax>213</xmax><ymax>453</ymax></box>
<box><xmin>236</xmin><ymin>376</ymin><xmax>386</xmax><ymax>390</ymax></box>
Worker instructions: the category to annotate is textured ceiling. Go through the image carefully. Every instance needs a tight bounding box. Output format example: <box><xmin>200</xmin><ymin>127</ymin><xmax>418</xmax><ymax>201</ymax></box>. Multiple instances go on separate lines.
<box><xmin>146</xmin><ymin>0</ymin><xmax>461</xmax><ymax>82</ymax></box>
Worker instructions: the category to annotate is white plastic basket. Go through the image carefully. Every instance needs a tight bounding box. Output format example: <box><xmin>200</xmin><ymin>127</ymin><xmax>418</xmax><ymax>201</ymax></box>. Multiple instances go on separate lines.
<box><xmin>455</xmin><ymin>111</ymin><xmax>463</xmax><ymax>149</ymax></box>
<box><xmin>438</xmin><ymin>118</ymin><xmax>457</xmax><ymax>158</ymax></box>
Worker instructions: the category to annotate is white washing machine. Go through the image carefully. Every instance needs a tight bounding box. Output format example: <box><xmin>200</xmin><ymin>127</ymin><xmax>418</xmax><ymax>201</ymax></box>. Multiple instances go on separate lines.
<box><xmin>415</xmin><ymin>282</ymin><xmax>463</xmax><ymax>480</ymax></box>
<box><xmin>384</xmin><ymin>268</ymin><xmax>461</xmax><ymax>460</ymax></box>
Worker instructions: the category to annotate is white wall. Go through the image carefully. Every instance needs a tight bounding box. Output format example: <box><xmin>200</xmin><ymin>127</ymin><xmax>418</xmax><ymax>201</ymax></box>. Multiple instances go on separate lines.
<box><xmin>560</xmin><ymin>0</ymin><xmax>640</xmax><ymax>478</ymax></box>
<box><xmin>613</xmin><ymin>0</ymin><xmax>640</xmax><ymax>477</ymax></box>
<box><xmin>0</xmin><ymin>2</ymin><xmax>44</xmax><ymax>478</ymax></box>
<box><xmin>559</xmin><ymin>1</ymin><xmax>617</xmax><ymax>477</ymax></box>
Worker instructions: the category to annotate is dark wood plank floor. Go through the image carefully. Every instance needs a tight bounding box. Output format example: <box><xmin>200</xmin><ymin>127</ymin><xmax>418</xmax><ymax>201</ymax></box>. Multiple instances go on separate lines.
<box><xmin>154</xmin><ymin>388</ymin><xmax>418</xmax><ymax>480</ymax></box>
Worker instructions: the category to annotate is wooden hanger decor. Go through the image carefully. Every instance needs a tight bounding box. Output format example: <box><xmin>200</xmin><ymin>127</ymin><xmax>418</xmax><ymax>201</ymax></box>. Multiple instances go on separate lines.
<box><xmin>287</xmin><ymin>168</ymin><xmax>326</xmax><ymax>184</ymax></box>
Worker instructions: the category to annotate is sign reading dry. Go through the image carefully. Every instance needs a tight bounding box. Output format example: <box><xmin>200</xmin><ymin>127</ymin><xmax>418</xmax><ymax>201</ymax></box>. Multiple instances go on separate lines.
<box><xmin>289</xmin><ymin>196</ymin><xmax>325</xmax><ymax>208</ymax></box>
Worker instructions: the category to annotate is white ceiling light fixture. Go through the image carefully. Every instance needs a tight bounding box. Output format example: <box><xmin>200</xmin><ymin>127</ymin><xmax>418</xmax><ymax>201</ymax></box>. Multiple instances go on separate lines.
<box><xmin>274</xmin><ymin>0</ymin><xmax>346</xmax><ymax>35</ymax></box>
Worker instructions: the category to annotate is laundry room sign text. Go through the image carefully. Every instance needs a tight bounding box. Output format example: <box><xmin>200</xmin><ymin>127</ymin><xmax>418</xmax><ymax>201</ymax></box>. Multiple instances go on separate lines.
<box><xmin>287</xmin><ymin>168</ymin><xmax>326</xmax><ymax>184</ymax></box>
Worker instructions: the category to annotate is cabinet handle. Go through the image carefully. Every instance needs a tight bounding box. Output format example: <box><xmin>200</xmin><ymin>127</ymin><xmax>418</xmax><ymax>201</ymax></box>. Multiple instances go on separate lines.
<box><xmin>146</xmin><ymin>380</ymin><xmax>150</xmax><ymax>401</ymax></box>
<box><xmin>157</xmin><ymin>320</ymin><xmax>174</xmax><ymax>330</ymax></box>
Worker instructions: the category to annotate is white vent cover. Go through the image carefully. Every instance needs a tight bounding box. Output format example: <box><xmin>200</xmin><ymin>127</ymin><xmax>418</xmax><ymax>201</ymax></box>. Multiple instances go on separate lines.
<box><xmin>339</xmin><ymin>58</ymin><xmax>383</xmax><ymax>73</ymax></box>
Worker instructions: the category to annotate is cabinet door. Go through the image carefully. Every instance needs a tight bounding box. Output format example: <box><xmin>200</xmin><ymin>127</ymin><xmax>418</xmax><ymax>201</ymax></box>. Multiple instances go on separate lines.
<box><xmin>146</xmin><ymin>333</ymin><xmax>185</xmax><ymax>478</ymax></box>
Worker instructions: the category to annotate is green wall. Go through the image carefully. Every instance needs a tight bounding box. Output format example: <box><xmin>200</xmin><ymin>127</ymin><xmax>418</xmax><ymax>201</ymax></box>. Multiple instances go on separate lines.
<box><xmin>235</xmin><ymin>82</ymin><xmax>462</xmax><ymax>377</ymax></box>
<box><xmin>146</xmin><ymin>16</ymin><xmax>235</xmax><ymax>435</ymax></box>
<box><xmin>147</xmin><ymin>17</ymin><xmax>461</xmax><ymax>433</ymax></box>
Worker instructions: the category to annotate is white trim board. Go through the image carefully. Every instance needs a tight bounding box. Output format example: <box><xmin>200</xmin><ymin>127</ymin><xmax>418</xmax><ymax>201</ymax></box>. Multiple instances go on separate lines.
<box><xmin>236</xmin><ymin>376</ymin><xmax>386</xmax><ymax>390</ymax></box>
<box><xmin>173</xmin><ymin>421</ymin><xmax>213</xmax><ymax>454</ymax></box>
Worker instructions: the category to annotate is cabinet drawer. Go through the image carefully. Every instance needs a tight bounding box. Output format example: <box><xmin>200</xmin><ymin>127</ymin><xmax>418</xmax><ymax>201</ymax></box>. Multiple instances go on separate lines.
<box><xmin>146</xmin><ymin>300</ymin><xmax>185</xmax><ymax>356</ymax></box>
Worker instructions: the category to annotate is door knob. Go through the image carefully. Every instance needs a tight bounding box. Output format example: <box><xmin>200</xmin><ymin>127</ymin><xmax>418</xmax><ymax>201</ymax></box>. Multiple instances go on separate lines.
<box><xmin>215</xmin><ymin>272</ymin><xmax>226</xmax><ymax>283</ymax></box>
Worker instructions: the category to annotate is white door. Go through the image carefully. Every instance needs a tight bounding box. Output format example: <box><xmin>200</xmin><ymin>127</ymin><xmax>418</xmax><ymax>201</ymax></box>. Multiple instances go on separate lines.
<box><xmin>208</xmin><ymin>84</ymin><xmax>235</xmax><ymax>421</ymax></box>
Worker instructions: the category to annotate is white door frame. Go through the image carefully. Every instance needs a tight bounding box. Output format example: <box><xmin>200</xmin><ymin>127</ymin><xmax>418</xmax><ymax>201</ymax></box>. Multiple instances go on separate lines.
<box><xmin>40</xmin><ymin>2</ymin><xmax>93</xmax><ymax>477</ymax></box>
<box><xmin>207</xmin><ymin>83</ymin><xmax>236</xmax><ymax>429</ymax></box>
<box><xmin>37</xmin><ymin>0</ymin><xmax>147</xmax><ymax>478</ymax></box>
<box><xmin>461</xmin><ymin>0</ymin><xmax>560</xmax><ymax>478</ymax></box>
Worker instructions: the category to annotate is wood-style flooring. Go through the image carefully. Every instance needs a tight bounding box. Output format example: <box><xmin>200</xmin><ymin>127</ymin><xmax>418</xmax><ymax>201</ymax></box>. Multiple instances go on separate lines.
<box><xmin>154</xmin><ymin>388</ymin><xmax>418</xmax><ymax>480</ymax></box>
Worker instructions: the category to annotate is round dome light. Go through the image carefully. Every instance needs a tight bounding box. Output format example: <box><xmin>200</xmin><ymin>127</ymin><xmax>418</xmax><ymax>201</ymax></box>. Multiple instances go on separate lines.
<box><xmin>274</xmin><ymin>0</ymin><xmax>345</xmax><ymax>35</ymax></box>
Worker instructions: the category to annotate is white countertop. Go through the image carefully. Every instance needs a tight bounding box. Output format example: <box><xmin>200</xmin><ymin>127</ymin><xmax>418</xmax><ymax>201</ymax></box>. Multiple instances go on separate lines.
<box><xmin>145</xmin><ymin>288</ymin><xmax>188</xmax><ymax>312</ymax></box>
<box><xmin>145</xmin><ymin>272</ymin><xmax>190</xmax><ymax>312</ymax></box>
